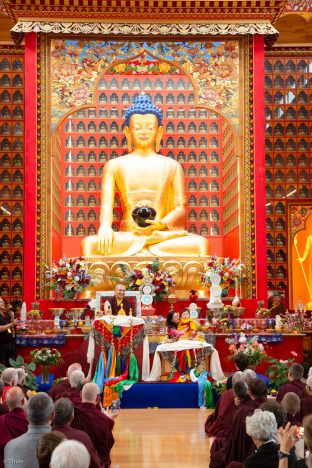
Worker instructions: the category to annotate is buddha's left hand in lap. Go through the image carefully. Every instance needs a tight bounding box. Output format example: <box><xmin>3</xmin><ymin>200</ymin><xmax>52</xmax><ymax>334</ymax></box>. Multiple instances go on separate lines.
<box><xmin>133</xmin><ymin>219</ymin><xmax>166</xmax><ymax>235</ymax></box>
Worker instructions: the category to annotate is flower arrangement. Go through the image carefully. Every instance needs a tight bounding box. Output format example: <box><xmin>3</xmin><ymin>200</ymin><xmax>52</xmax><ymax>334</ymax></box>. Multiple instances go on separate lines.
<box><xmin>117</xmin><ymin>258</ymin><xmax>177</xmax><ymax>303</ymax></box>
<box><xmin>30</xmin><ymin>348</ymin><xmax>61</xmax><ymax>366</ymax></box>
<box><xmin>265</xmin><ymin>352</ymin><xmax>297</xmax><ymax>390</ymax></box>
<box><xmin>213</xmin><ymin>379</ymin><xmax>227</xmax><ymax>396</ymax></box>
<box><xmin>45</xmin><ymin>256</ymin><xmax>96</xmax><ymax>300</ymax></box>
<box><xmin>255</xmin><ymin>300</ymin><xmax>271</xmax><ymax>318</ymax></box>
<box><xmin>199</xmin><ymin>257</ymin><xmax>244</xmax><ymax>296</ymax></box>
<box><xmin>226</xmin><ymin>333</ymin><xmax>267</xmax><ymax>368</ymax></box>
<box><xmin>16</xmin><ymin>321</ymin><xmax>28</xmax><ymax>333</ymax></box>
<box><xmin>285</xmin><ymin>310</ymin><xmax>308</xmax><ymax>332</ymax></box>
<box><xmin>27</xmin><ymin>302</ymin><xmax>42</xmax><ymax>320</ymax></box>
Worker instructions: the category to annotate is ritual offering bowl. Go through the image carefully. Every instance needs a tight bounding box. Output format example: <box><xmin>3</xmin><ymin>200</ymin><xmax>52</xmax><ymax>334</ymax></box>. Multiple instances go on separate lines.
<box><xmin>70</xmin><ymin>308</ymin><xmax>85</xmax><ymax>319</ymax></box>
<box><xmin>132</xmin><ymin>206</ymin><xmax>156</xmax><ymax>228</ymax></box>
<box><xmin>49</xmin><ymin>308</ymin><xmax>66</xmax><ymax>318</ymax></box>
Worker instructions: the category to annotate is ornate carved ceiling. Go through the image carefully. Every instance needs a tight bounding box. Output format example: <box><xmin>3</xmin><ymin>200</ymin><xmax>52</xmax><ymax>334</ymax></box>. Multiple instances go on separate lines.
<box><xmin>2</xmin><ymin>0</ymin><xmax>287</xmax><ymax>23</ymax></box>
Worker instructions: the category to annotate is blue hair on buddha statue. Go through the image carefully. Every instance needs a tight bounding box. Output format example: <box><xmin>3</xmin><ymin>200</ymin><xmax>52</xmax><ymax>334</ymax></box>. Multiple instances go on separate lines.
<box><xmin>124</xmin><ymin>94</ymin><xmax>163</xmax><ymax>127</ymax></box>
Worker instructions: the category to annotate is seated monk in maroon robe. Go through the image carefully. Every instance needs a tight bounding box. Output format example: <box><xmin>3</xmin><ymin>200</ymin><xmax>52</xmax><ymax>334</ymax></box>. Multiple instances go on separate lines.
<box><xmin>0</xmin><ymin>387</ymin><xmax>27</xmax><ymax>465</ymax></box>
<box><xmin>48</xmin><ymin>363</ymin><xmax>82</xmax><ymax>401</ymax></box>
<box><xmin>209</xmin><ymin>380</ymin><xmax>250</xmax><ymax>465</ymax></box>
<box><xmin>205</xmin><ymin>371</ymin><xmax>243</xmax><ymax>438</ymax></box>
<box><xmin>56</xmin><ymin>369</ymin><xmax>85</xmax><ymax>406</ymax></box>
<box><xmin>300</xmin><ymin>375</ymin><xmax>312</xmax><ymax>420</ymax></box>
<box><xmin>71</xmin><ymin>383</ymin><xmax>115</xmax><ymax>468</ymax></box>
<box><xmin>276</xmin><ymin>363</ymin><xmax>307</xmax><ymax>404</ymax></box>
<box><xmin>104</xmin><ymin>284</ymin><xmax>134</xmax><ymax>316</ymax></box>
<box><xmin>52</xmin><ymin>398</ymin><xmax>101</xmax><ymax>468</ymax></box>
<box><xmin>281</xmin><ymin>392</ymin><xmax>301</xmax><ymax>426</ymax></box>
<box><xmin>210</xmin><ymin>378</ymin><xmax>267</xmax><ymax>468</ymax></box>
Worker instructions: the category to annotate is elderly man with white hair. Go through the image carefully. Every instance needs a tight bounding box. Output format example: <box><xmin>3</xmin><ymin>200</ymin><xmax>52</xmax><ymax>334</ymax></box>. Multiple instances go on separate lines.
<box><xmin>1</xmin><ymin>368</ymin><xmax>18</xmax><ymax>402</ymax></box>
<box><xmin>56</xmin><ymin>369</ymin><xmax>85</xmax><ymax>405</ymax></box>
<box><xmin>50</xmin><ymin>440</ymin><xmax>90</xmax><ymax>468</ymax></box>
<box><xmin>48</xmin><ymin>362</ymin><xmax>82</xmax><ymax>401</ymax></box>
<box><xmin>4</xmin><ymin>392</ymin><xmax>54</xmax><ymax>468</ymax></box>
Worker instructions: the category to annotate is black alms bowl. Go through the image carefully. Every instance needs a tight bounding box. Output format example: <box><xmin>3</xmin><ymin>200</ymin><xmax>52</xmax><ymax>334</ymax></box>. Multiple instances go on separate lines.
<box><xmin>132</xmin><ymin>207</ymin><xmax>156</xmax><ymax>228</ymax></box>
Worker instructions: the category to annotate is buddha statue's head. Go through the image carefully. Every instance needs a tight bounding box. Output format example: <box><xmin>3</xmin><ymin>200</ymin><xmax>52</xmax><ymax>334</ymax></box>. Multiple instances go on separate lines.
<box><xmin>124</xmin><ymin>94</ymin><xmax>164</xmax><ymax>153</ymax></box>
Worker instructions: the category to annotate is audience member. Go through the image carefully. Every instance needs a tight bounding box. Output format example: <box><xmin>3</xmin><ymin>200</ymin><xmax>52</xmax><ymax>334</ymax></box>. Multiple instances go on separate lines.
<box><xmin>242</xmin><ymin>369</ymin><xmax>257</xmax><ymax>387</ymax></box>
<box><xmin>245</xmin><ymin>409</ymin><xmax>278</xmax><ymax>468</ymax></box>
<box><xmin>261</xmin><ymin>400</ymin><xmax>287</xmax><ymax>429</ymax></box>
<box><xmin>276</xmin><ymin>364</ymin><xmax>307</xmax><ymax>403</ymax></box>
<box><xmin>0</xmin><ymin>387</ymin><xmax>27</xmax><ymax>465</ymax></box>
<box><xmin>210</xmin><ymin>378</ymin><xmax>267</xmax><ymax>467</ymax></box>
<box><xmin>205</xmin><ymin>371</ymin><xmax>243</xmax><ymax>437</ymax></box>
<box><xmin>233</xmin><ymin>380</ymin><xmax>249</xmax><ymax>406</ymax></box>
<box><xmin>50</xmin><ymin>440</ymin><xmax>90</xmax><ymax>468</ymax></box>
<box><xmin>0</xmin><ymin>381</ymin><xmax>8</xmax><ymax>416</ymax></box>
<box><xmin>300</xmin><ymin>375</ymin><xmax>312</xmax><ymax>420</ymax></box>
<box><xmin>16</xmin><ymin>367</ymin><xmax>32</xmax><ymax>398</ymax></box>
<box><xmin>36</xmin><ymin>431</ymin><xmax>66</xmax><ymax>468</ymax></box>
<box><xmin>56</xmin><ymin>369</ymin><xmax>84</xmax><ymax>405</ymax></box>
<box><xmin>226</xmin><ymin>354</ymin><xmax>249</xmax><ymax>389</ymax></box>
<box><xmin>71</xmin><ymin>383</ymin><xmax>115</xmax><ymax>468</ymax></box>
<box><xmin>1</xmin><ymin>368</ymin><xmax>18</xmax><ymax>402</ymax></box>
<box><xmin>281</xmin><ymin>392</ymin><xmax>301</xmax><ymax>426</ymax></box>
<box><xmin>0</xmin><ymin>297</ymin><xmax>17</xmax><ymax>366</ymax></box>
<box><xmin>48</xmin><ymin>363</ymin><xmax>82</xmax><ymax>401</ymax></box>
<box><xmin>52</xmin><ymin>398</ymin><xmax>100</xmax><ymax>468</ymax></box>
<box><xmin>4</xmin><ymin>392</ymin><xmax>54</xmax><ymax>468</ymax></box>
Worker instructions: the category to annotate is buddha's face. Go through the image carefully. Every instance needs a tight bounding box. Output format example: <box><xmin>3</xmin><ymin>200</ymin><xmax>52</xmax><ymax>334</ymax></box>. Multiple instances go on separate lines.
<box><xmin>126</xmin><ymin>114</ymin><xmax>162</xmax><ymax>150</ymax></box>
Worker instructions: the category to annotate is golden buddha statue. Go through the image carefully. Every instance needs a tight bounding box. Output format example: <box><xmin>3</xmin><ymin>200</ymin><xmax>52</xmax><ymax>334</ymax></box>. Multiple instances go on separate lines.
<box><xmin>81</xmin><ymin>94</ymin><xmax>209</xmax><ymax>257</ymax></box>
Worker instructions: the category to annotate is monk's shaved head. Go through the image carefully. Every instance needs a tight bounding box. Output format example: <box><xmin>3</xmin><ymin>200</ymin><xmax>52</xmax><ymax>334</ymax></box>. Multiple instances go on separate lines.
<box><xmin>66</xmin><ymin>363</ymin><xmax>82</xmax><ymax>378</ymax></box>
<box><xmin>81</xmin><ymin>382</ymin><xmax>100</xmax><ymax>403</ymax></box>
<box><xmin>6</xmin><ymin>386</ymin><xmax>25</xmax><ymax>410</ymax></box>
<box><xmin>281</xmin><ymin>392</ymin><xmax>300</xmax><ymax>416</ymax></box>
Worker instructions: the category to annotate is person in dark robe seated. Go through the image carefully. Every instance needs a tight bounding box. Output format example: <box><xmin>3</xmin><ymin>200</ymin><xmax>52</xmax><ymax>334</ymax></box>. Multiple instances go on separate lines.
<box><xmin>268</xmin><ymin>294</ymin><xmax>286</xmax><ymax>318</ymax></box>
<box><xmin>209</xmin><ymin>380</ymin><xmax>250</xmax><ymax>464</ymax></box>
<box><xmin>245</xmin><ymin>409</ymin><xmax>279</xmax><ymax>468</ymax></box>
<box><xmin>276</xmin><ymin>363</ymin><xmax>307</xmax><ymax>403</ymax></box>
<box><xmin>281</xmin><ymin>392</ymin><xmax>301</xmax><ymax>426</ymax></box>
<box><xmin>104</xmin><ymin>283</ymin><xmax>133</xmax><ymax>316</ymax></box>
<box><xmin>0</xmin><ymin>381</ymin><xmax>8</xmax><ymax>416</ymax></box>
<box><xmin>71</xmin><ymin>382</ymin><xmax>116</xmax><ymax>468</ymax></box>
<box><xmin>56</xmin><ymin>370</ymin><xmax>85</xmax><ymax>406</ymax></box>
<box><xmin>300</xmin><ymin>375</ymin><xmax>312</xmax><ymax>420</ymax></box>
<box><xmin>205</xmin><ymin>371</ymin><xmax>243</xmax><ymax>438</ymax></box>
<box><xmin>226</xmin><ymin>353</ymin><xmax>249</xmax><ymax>389</ymax></box>
<box><xmin>52</xmin><ymin>398</ymin><xmax>101</xmax><ymax>468</ymax></box>
<box><xmin>36</xmin><ymin>431</ymin><xmax>66</xmax><ymax>468</ymax></box>
<box><xmin>48</xmin><ymin>363</ymin><xmax>82</xmax><ymax>401</ymax></box>
<box><xmin>210</xmin><ymin>378</ymin><xmax>267</xmax><ymax>468</ymax></box>
<box><xmin>0</xmin><ymin>387</ymin><xmax>27</xmax><ymax>465</ymax></box>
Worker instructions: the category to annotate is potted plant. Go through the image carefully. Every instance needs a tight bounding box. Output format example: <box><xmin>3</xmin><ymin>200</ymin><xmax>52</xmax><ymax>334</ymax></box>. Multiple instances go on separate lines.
<box><xmin>265</xmin><ymin>352</ymin><xmax>297</xmax><ymax>392</ymax></box>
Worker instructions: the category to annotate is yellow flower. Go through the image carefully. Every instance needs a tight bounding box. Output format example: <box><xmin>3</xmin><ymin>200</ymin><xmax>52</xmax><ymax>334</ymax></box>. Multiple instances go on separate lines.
<box><xmin>159</xmin><ymin>62</ymin><xmax>171</xmax><ymax>73</ymax></box>
<box><xmin>135</xmin><ymin>279</ymin><xmax>143</xmax><ymax>285</ymax></box>
<box><xmin>115</xmin><ymin>63</ymin><xmax>126</xmax><ymax>73</ymax></box>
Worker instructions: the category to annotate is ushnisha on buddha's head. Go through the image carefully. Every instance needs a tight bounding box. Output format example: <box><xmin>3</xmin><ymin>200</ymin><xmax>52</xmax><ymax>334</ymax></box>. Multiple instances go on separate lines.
<box><xmin>123</xmin><ymin>93</ymin><xmax>164</xmax><ymax>154</ymax></box>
